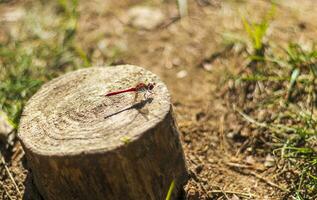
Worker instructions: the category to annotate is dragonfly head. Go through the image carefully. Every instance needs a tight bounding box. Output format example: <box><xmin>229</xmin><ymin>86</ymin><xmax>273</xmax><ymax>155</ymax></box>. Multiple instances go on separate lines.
<box><xmin>147</xmin><ymin>83</ymin><xmax>156</xmax><ymax>90</ymax></box>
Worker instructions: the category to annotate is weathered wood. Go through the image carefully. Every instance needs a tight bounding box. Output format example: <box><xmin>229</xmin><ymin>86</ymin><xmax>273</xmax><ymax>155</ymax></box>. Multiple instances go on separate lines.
<box><xmin>18</xmin><ymin>65</ymin><xmax>188</xmax><ymax>200</ymax></box>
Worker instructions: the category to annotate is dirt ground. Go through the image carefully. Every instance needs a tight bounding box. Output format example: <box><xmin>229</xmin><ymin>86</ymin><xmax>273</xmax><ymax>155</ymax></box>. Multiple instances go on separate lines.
<box><xmin>1</xmin><ymin>0</ymin><xmax>317</xmax><ymax>199</ymax></box>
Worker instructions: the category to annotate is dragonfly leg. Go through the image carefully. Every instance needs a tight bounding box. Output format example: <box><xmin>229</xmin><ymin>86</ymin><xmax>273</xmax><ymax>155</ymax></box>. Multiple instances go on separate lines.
<box><xmin>147</xmin><ymin>90</ymin><xmax>154</xmax><ymax>97</ymax></box>
<box><xmin>134</xmin><ymin>92</ymin><xmax>139</xmax><ymax>103</ymax></box>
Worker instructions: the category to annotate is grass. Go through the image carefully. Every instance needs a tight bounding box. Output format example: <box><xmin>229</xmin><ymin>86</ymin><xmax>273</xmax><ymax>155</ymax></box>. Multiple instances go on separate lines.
<box><xmin>283</xmin><ymin>43</ymin><xmax>317</xmax><ymax>103</ymax></box>
<box><xmin>177</xmin><ymin>0</ymin><xmax>188</xmax><ymax>18</ymax></box>
<box><xmin>0</xmin><ymin>1</ymin><xmax>82</xmax><ymax>127</ymax></box>
<box><xmin>165</xmin><ymin>180</ymin><xmax>175</xmax><ymax>200</ymax></box>
<box><xmin>241</xmin><ymin>3</ymin><xmax>276</xmax><ymax>67</ymax></box>
<box><xmin>0</xmin><ymin>0</ymin><xmax>118</xmax><ymax>128</ymax></box>
<box><xmin>232</xmin><ymin>3</ymin><xmax>317</xmax><ymax>199</ymax></box>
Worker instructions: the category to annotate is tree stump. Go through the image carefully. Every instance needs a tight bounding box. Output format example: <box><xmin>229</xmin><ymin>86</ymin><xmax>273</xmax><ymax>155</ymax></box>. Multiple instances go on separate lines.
<box><xmin>18</xmin><ymin>65</ymin><xmax>188</xmax><ymax>200</ymax></box>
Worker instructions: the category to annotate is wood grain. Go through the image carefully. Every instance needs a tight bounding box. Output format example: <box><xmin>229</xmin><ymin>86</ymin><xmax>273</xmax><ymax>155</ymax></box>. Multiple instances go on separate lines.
<box><xmin>18</xmin><ymin>65</ymin><xmax>188</xmax><ymax>200</ymax></box>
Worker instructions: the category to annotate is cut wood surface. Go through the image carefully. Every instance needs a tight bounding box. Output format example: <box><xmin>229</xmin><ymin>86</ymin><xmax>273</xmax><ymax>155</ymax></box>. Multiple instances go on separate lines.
<box><xmin>18</xmin><ymin>65</ymin><xmax>188</xmax><ymax>200</ymax></box>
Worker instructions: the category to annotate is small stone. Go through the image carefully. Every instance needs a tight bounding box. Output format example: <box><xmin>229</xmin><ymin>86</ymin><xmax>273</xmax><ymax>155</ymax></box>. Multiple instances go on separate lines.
<box><xmin>264</xmin><ymin>154</ymin><xmax>275</xmax><ymax>167</ymax></box>
<box><xmin>186</xmin><ymin>188</ymin><xmax>199</xmax><ymax>200</ymax></box>
<box><xmin>245</xmin><ymin>155</ymin><xmax>255</xmax><ymax>165</ymax></box>
<box><xmin>184</xmin><ymin>135</ymin><xmax>191</xmax><ymax>143</ymax></box>
<box><xmin>226</xmin><ymin>131</ymin><xmax>236</xmax><ymax>139</ymax></box>
<box><xmin>240</xmin><ymin>127</ymin><xmax>251</xmax><ymax>137</ymax></box>
<box><xmin>257</xmin><ymin>110</ymin><xmax>267</xmax><ymax>122</ymax></box>
<box><xmin>207</xmin><ymin>158</ymin><xmax>215</xmax><ymax>163</ymax></box>
<box><xmin>0</xmin><ymin>111</ymin><xmax>14</xmax><ymax>143</ymax></box>
<box><xmin>177</xmin><ymin>70</ymin><xmax>188</xmax><ymax>78</ymax></box>
<box><xmin>202</xmin><ymin>62</ymin><xmax>213</xmax><ymax>72</ymax></box>
<box><xmin>172</xmin><ymin>58</ymin><xmax>181</xmax><ymax>67</ymax></box>
<box><xmin>128</xmin><ymin>6</ymin><xmax>165</xmax><ymax>30</ymax></box>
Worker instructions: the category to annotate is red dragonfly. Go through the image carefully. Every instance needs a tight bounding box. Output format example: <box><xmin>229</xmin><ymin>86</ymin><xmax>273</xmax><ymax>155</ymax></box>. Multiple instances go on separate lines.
<box><xmin>105</xmin><ymin>82</ymin><xmax>156</xmax><ymax>99</ymax></box>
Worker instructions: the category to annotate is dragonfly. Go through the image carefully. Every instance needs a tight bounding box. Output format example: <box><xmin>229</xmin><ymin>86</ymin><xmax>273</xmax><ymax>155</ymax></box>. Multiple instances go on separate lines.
<box><xmin>105</xmin><ymin>82</ymin><xmax>156</xmax><ymax>101</ymax></box>
<box><xmin>104</xmin><ymin>82</ymin><xmax>155</xmax><ymax>119</ymax></box>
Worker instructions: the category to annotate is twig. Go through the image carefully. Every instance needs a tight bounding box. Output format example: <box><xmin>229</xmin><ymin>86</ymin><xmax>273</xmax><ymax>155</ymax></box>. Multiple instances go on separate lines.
<box><xmin>159</xmin><ymin>16</ymin><xmax>181</xmax><ymax>29</ymax></box>
<box><xmin>226</xmin><ymin>162</ymin><xmax>257</xmax><ymax>170</ymax></box>
<box><xmin>219</xmin><ymin>114</ymin><xmax>228</xmax><ymax>153</ymax></box>
<box><xmin>234</xmin><ymin>106</ymin><xmax>268</xmax><ymax>128</ymax></box>
<box><xmin>249</xmin><ymin>171</ymin><xmax>289</xmax><ymax>192</ymax></box>
<box><xmin>220</xmin><ymin>188</ymin><xmax>230</xmax><ymax>200</ymax></box>
<box><xmin>210</xmin><ymin>190</ymin><xmax>256</xmax><ymax>199</ymax></box>
<box><xmin>234</xmin><ymin>106</ymin><xmax>290</xmax><ymax>138</ymax></box>
<box><xmin>235</xmin><ymin>139</ymin><xmax>250</xmax><ymax>156</ymax></box>
<box><xmin>0</xmin><ymin>154</ymin><xmax>22</xmax><ymax>197</ymax></box>
<box><xmin>225</xmin><ymin>161</ymin><xmax>289</xmax><ymax>192</ymax></box>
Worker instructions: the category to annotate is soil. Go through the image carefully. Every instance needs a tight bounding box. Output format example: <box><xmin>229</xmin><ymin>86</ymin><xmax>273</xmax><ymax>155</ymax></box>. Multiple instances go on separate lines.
<box><xmin>1</xmin><ymin>0</ymin><xmax>317</xmax><ymax>199</ymax></box>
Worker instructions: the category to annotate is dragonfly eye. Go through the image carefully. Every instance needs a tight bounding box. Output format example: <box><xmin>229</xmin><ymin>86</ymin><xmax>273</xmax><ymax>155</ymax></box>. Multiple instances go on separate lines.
<box><xmin>148</xmin><ymin>83</ymin><xmax>155</xmax><ymax>90</ymax></box>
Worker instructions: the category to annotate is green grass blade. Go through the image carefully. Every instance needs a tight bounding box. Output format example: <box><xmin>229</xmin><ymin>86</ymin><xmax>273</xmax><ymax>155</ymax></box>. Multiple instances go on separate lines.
<box><xmin>289</xmin><ymin>68</ymin><xmax>300</xmax><ymax>88</ymax></box>
<box><xmin>177</xmin><ymin>0</ymin><xmax>188</xmax><ymax>18</ymax></box>
<box><xmin>165</xmin><ymin>180</ymin><xmax>175</xmax><ymax>200</ymax></box>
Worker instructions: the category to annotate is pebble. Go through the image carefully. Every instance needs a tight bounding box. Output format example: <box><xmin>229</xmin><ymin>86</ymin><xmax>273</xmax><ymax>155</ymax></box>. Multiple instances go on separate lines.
<box><xmin>264</xmin><ymin>154</ymin><xmax>275</xmax><ymax>167</ymax></box>
<box><xmin>127</xmin><ymin>6</ymin><xmax>165</xmax><ymax>30</ymax></box>
<box><xmin>245</xmin><ymin>155</ymin><xmax>255</xmax><ymax>165</ymax></box>
<box><xmin>257</xmin><ymin>110</ymin><xmax>267</xmax><ymax>122</ymax></box>
<box><xmin>202</xmin><ymin>62</ymin><xmax>213</xmax><ymax>72</ymax></box>
<box><xmin>177</xmin><ymin>70</ymin><xmax>188</xmax><ymax>78</ymax></box>
<box><xmin>226</xmin><ymin>131</ymin><xmax>237</xmax><ymax>139</ymax></box>
<box><xmin>186</xmin><ymin>188</ymin><xmax>199</xmax><ymax>200</ymax></box>
<box><xmin>240</xmin><ymin>127</ymin><xmax>251</xmax><ymax>137</ymax></box>
<box><xmin>0</xmin><ymin>111</ymin><xmax>14</xmax><ymax>143</ymax></box>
